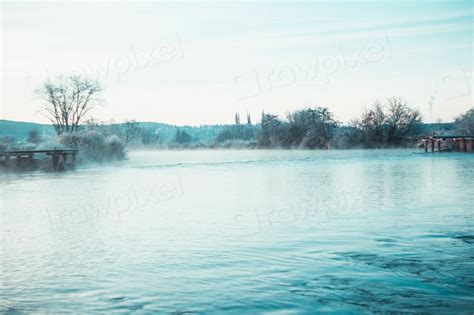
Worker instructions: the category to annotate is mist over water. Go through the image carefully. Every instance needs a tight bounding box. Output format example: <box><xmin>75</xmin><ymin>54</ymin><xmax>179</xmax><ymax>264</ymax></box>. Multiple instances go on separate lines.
<box><xmin>1</xmin><ymin>150</ymin><xmax>473</xmax><ymax>313</ymax></box>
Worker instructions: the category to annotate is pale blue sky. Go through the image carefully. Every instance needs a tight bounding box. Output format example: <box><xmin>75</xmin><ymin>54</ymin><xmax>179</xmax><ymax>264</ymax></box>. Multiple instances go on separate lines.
<box><xmin>1</xmin><ymin>1</ymin><xmax>472</xmax><ymax>125</ymax></box>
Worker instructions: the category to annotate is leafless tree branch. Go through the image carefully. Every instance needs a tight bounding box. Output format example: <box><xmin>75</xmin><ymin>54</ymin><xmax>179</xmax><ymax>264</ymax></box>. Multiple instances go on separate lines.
<box><xmin>35</xmin><ymin>75</ymin><xmax>102</xmax><ymax>135</ymax></box>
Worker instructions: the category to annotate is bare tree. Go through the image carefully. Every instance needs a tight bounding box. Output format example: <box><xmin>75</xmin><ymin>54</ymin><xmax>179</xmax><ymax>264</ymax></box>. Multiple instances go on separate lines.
<box><xmin>454</xmin><ymin>108</ymin><xmax>474</xmax><ymax>135</ymax></box>
<box><xmin>174</xmin><ymin>129</ymin><xmax>192</xmax><ymax>144</ymax></box>
<box><xmin>27</xmin><ymin>129</ymin><xmax>41</xmax><ymax>144</ymax></box>
<box><xmin>351</xmin><ymin>101</ymin><xmax>386</xmax><ymax>147</ymax></box>
<box><xmin>36</xmin><ymin>75</ymin><xmax>102</xmax><ymax>135</ymax></box>
<box><xmin>141</xmin><ymin>128</ymin><xmax>160</xmax><ymax>146</ymax></box>
<box><xmin>122</xmin><ymin>120</ymin><xmax>141</xmax><ymax>145</ymax></box>
<box><xmin>385</xmin><ymin>97</ymin><xmax>421</xmax><ymax>145</ymax></box>
<box><xmin>287</xmin><ymin>107</ymin><xmax>339</xmax><ymax>149</ymax></box>
<box><xmin>350</xmin><ymin>98</ymin><xmax>421</xmax><ymax>147</ymax></box>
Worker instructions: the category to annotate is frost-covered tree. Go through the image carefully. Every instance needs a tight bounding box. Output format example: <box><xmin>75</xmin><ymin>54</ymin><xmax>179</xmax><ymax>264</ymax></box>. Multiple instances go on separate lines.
<box><xmin>36</xmin><ymin>75</ymin><xmax>102</xmax><ymax>135</ymax></box>
<box><xmin>349</xmin><ymin>98</ymin><xmax>421</xmax><ymax>147</ymax></box>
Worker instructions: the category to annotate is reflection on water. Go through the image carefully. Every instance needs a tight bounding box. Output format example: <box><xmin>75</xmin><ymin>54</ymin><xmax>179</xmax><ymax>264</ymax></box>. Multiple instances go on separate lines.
<box><xmin>1</xmin><ymin>150</ymin><xmax>473</xmax><ymax>313</ymax></box>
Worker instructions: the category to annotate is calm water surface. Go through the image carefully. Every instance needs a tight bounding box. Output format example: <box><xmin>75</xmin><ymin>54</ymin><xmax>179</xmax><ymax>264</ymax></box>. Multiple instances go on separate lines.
<box><xmin>1</xmin><ymin>150</ymin><xmax>473</xmax><ymax>313</ymax></box>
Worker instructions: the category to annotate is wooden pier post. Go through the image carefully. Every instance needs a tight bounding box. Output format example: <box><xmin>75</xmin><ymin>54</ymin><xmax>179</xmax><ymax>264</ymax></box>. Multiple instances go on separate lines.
<box><xmin>58</xmin><ymin>154</ymin><xmax>65</xmax><ymax>170</ymax></box>
<box><xmin>52</xmin><ymin>154</ymin><xmax>58</xmax><ymax>170</ymax></box>
<box><xmin>16</xmin><ymin>154</ymin><xmax>21</xmax><ymax>167</ymax></box>
<box><xmin>424</xmin><ymin>140</ymin><xmax>428</xmax><ymax>153</ymax></box>
<box><xmin>437</xmin><ymin>139</ymin><xmax>441</xmax><ymax>152</ymax></box>
<box><xmin>72</xmin><ymin>151</ymin><xmax>77</xmax><ymax>167</ymax></box>
<box><xmin>28</xmin><ymin>154</ymin><xmax>33</xmax><ymax>166</ymax></box>
<box><xmin>431</xmin><ymin>138</ymin><xmax>435</xmax><ymax>153</ymax></box>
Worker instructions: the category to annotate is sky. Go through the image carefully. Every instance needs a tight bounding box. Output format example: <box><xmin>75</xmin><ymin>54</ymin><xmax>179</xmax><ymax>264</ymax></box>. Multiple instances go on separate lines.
<box><xmin>1</xmin><ymin>1</ymin><xmax>473</xmax><ymax>126</ymax></box>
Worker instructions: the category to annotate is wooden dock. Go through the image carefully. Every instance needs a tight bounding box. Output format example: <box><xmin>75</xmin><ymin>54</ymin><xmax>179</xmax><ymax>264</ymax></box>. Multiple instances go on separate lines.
<box><xmin>0</xmin><ymin>149</ymin><xmax>78</xmax><ymax>170</ymax></box>
<box><xmin>422</xmin><ymin>136</ymin><xmax>473</xmax><ymax>153</ymax></box>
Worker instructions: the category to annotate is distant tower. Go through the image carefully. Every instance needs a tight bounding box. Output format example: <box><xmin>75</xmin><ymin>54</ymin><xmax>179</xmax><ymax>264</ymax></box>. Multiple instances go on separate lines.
<box><xmin>429</xmin><ymin>96</ymin><xmax>435</xmax><ymax>136</ymax></box>
<box><xmin>234</xmin><ymin>112</ymin><xmax>240</xmax><ymax>125</ymax></box>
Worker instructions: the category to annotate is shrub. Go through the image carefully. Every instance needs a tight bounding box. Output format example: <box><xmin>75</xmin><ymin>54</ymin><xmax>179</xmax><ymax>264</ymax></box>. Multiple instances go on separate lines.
<box><xmin>105</xmin><ymin>135</ymin><xmax>126</xmax><ymax>160</ymax></box>
<box><xmin>59</xmin><ymin>130</ymin><xmax>126</xmax><ymax>162</ymax></box>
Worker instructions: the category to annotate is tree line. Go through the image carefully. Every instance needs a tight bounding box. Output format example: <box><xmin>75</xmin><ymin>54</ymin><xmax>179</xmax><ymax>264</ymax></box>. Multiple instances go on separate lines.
<box><xmin>28</xmin><ymin>75</ymin><xmax>474</xmax><ymax>150</ymax></box>
<box><xmin>214</xmin><ymin>98</ymin><xmax>473</xmax><ymax>149</ymax></box>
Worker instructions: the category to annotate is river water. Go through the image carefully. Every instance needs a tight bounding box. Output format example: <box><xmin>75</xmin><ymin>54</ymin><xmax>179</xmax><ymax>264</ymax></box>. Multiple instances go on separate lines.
<box><xmin>1</xmin><ymin>150</ymin><xmax>473</xmax><ymax>313</ymax></box>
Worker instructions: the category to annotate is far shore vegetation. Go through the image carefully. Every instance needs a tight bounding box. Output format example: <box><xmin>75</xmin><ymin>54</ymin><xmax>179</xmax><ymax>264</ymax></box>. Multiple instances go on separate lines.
<box><xmin>1</xmin><ymin>75</ymin><xmax>473</xmax><ymax>169</ymax></box>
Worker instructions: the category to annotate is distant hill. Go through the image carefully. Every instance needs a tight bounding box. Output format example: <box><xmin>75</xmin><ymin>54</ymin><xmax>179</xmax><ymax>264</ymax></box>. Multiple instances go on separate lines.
<box><xmin>0</xmin><ymin>119</ymin><xmax>56</xmax><ymax>140</ymax></box>
<box><xmin>0</xmin><ymin>119</ymin><xmax>231</xmax><ymax>144</ymax></box>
